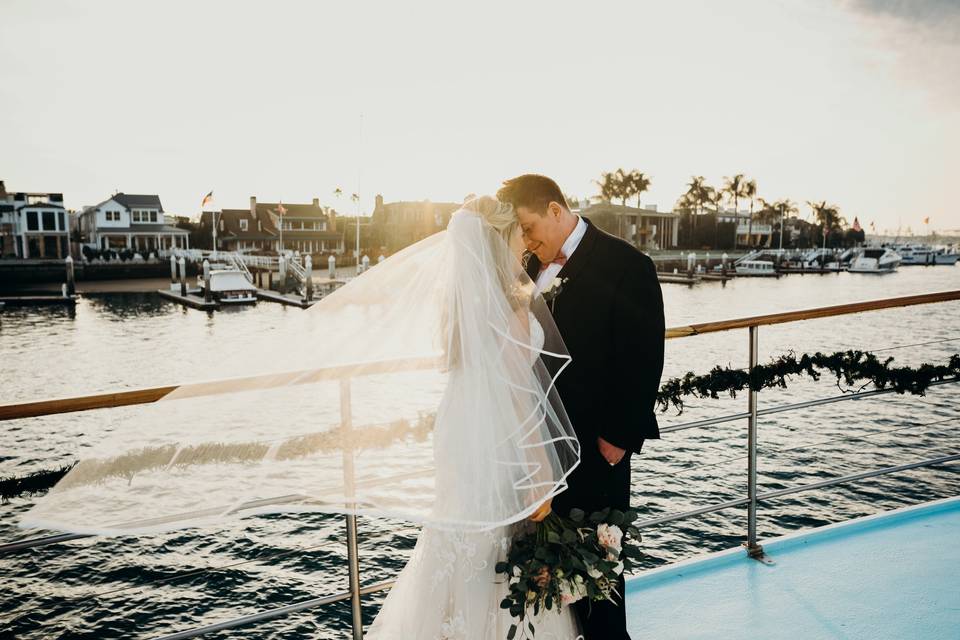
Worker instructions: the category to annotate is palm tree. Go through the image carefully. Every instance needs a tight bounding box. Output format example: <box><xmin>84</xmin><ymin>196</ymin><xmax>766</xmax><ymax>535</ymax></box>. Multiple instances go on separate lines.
<box><xmin>743</xmin><ymin>179</ymin><xmax>758</xmax><ymax>247</ymax></box>
<box><xmin>771</xmin><ymin>198</ymin><xmax>798</xmax><ymax>249</ymax></box>
<box><xmin>807</xmin><ymin>201</ymin><xmax>846</xmax><ymax>250</ymax></box>
<box><xmin>629</xmin><ymin>171</ymin><xmax>651</xmax><ymax>247</ymax></box>
<box><xmin>682</xmin><ymin>176</ymin><xmax>711</xmax><ymax>239</ymax></box>
<box><xmin>596</xmin><ymin>169</ymin><xmax>636</xmax><ymax>238</ymax></box>
<box><xmin>631</xmin><ymin>171</ymin><xmax>651</xmax><ymax>208</ymax></box>
<box><xmin>755</xmin><ymin>198</ymin><xmax>779</xmax><ymax>248</ymax></box>
<box><xmin>722</xmin><ymin>174</ymin><xmax>747</xmax><ymax>248</ymax></box>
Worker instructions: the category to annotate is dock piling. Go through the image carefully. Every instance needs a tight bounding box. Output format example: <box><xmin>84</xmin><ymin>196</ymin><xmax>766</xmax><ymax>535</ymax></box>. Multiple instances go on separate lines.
<box><xmin>203</xmin><ymin>259</ymin><xmax>212</xmax><ymax>303</ymax></box>
<box><xmin>64</xmin><ymin>256</ymin><xmax>75</xmax><ymax>296</ymax></box>
<box><xmin>178</xmin><ymin>257</ymin><xmax>187</xmax><ymax>297</ymax></box>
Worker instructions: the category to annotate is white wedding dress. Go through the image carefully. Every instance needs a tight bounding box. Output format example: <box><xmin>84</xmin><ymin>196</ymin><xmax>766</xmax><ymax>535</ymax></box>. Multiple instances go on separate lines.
<box><xmin>367</xmin><ymin>313</ymin><xmax>582</xmax><ymax>640</ymax></box>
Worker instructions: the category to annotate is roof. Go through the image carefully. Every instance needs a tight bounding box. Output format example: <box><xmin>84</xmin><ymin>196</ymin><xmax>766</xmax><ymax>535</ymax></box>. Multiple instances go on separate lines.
<box><xmin>623</xmin><ymin>497</ymin><xmax>960</xmax><ymax>638</ymax></box>
<box><xmin>201</xmin><ymin>208</ymin><xmax>341</xmax><ymax>240</ymax></box>
<box><xmin>113</xmin><ymin>193</ymin><xmax>164</xmax><ymax>212</ymax></box>
<box><xmin>200</xmin><ymin>209</ymin><xmax>279</xmax><ymax>240</ymax></box>
<box><xmin>255</xmin><ymin>202</ymin><xmax>329</xmax><ymax>219</ymax></box>
<box><xmin>581</xmin><ymin>202</ymin><xmax>679</xmax><ymax>219</ymax></box>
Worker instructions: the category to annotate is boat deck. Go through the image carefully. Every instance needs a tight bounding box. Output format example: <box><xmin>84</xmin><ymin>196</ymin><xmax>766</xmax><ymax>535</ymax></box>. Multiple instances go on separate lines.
<box><xmin>625</xmin><ymin>497</ymin><xmax>960</xmax><ymax>639</ymax></box>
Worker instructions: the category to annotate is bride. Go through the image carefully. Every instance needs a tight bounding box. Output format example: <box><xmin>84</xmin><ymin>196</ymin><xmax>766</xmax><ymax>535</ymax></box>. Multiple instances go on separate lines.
<box><xmin>20</xmin><ymin>196</ymin><xmax>582</xmax><ymax>639</ymax></box>
<box><xmin>366</xmin><ymin>196</ymin><xmax>582</xmax><ymax>639</ymax></box>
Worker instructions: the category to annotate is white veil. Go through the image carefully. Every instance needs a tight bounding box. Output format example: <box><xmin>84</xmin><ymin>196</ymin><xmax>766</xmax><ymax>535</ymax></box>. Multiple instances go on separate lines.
<box><xmin>20</xmin><ymin>198</ymin><xmax>580</xmax><ymax>535</ymax></box>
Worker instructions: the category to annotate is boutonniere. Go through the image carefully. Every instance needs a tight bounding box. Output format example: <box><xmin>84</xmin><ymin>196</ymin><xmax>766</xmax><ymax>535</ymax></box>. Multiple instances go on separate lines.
<box><xmin>541</xmin><ymin>276</ymin><xmax>568</xmax><ymax>311</ymax></box>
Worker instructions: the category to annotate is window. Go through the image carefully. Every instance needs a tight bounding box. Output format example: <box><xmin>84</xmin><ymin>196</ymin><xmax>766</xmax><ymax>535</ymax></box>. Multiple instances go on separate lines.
<box><xmin>132</xmin><ymin>210</ymin><xmax>141</xmax><ymax>223</ymax></box>
<box><xmin>58</xmin><ymin>211</ymin><xmax>65</xmax><ymax>230</ymax></box>
<box><xmin>42</xmin><ymin>211</ymin><xmax>56</xmax><ymax>231</ymax></box>
<box><xmin>27</xmin><ymin>210</ymin><xmax>39</xmax><ymax>231</ymax></box>
<box><xmin>240</xmin><ymin>219</ymin><xmax>248</xmax><ymax>231</ymax></box>
<box><xmin>150</xmin><ymin>211</ymin><xmax>158</xmax><ymax>223</ymax></box>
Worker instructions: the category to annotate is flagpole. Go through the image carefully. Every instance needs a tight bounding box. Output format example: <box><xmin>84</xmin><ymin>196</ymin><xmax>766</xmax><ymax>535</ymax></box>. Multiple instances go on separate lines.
<box><xmin>356</xmin><ymin>114</ymin><xmax>363</xmax><ymax>275</ymax></box>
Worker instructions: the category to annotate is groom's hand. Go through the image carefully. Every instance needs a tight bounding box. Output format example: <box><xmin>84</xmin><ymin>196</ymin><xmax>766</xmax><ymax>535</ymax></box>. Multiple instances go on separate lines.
<box><xmin>597</xmin><ymin>437</ymin><xmax>626</xmax><ymax>466</ymax></box>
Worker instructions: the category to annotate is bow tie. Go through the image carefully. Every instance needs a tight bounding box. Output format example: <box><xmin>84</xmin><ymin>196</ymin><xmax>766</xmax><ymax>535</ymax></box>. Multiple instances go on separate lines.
<box><xmin>539</xmin><ymin>252</ymin><xmax>567</xmax><ymax>272</ymax></box>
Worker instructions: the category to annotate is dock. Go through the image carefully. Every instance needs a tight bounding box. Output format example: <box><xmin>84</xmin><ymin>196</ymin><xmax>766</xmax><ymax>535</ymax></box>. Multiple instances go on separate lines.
<box><xmin>156</xmin><ymin>288</ymin><xmax>219</xmax><ymax>310</ymax></box>
<box><xmin>0</xmin><ymin>294</ymin><xmax>78</xmax><ymax>307</ymax></box>
<box><xmin>255</xmin><ymin>289</ymin><xmax>316</xmax><ymax>308</ymax></box>
<box><xmin>658</xmin><ymin>273</ymin><xmax>701</xmax><ymax>285</ymax></box>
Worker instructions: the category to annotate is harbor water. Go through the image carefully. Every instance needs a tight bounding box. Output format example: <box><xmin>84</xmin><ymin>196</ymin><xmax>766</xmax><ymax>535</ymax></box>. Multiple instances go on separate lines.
<box><xmin>1</xmin><ymin>266</ymin><xmax>958</xmax><ymax>639</ymax></box>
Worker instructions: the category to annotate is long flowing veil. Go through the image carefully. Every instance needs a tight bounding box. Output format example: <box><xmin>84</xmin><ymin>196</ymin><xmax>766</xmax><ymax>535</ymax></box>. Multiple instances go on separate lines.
<box><xmin>20</xmin><ymin>200</ymin><xmax>580</xmax><ymax>535</ymax></box>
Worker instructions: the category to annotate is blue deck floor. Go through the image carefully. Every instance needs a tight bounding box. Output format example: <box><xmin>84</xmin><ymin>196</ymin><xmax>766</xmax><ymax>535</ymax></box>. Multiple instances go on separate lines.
<box><xmin>625</xmin><ymin>497</ymin><xmax>960</xmax><ymax>639</ymax></box>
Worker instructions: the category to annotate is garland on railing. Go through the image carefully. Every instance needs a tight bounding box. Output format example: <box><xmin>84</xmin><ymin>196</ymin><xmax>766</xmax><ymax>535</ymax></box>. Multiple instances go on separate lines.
<box><xmin>3</xmin><ymin>350</ymin><xmax>958</xmax><ymax>502</ymax></box>
<box><xmin>656</xmin><ymin>350</ymin><xmax>960</xmax><ymax>415</ymax></box>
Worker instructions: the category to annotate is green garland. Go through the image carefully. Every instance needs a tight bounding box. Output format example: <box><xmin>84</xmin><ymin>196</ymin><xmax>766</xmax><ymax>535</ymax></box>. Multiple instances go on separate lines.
<box><xmin>2</xmin><ymin>350</ymin><xmax>958</xmax><ymax>502</ymax></box>
<box><xmin>656</xmin><ymin>350</ymin><xmax>960</xmax><ymax>415</ymax></box>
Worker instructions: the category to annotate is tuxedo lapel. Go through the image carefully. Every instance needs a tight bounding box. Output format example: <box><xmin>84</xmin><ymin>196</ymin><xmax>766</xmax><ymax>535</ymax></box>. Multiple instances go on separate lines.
<box><xmin>557</xmin><ymin>218</ymin><xmax>599</xmax><ymax>283</ymax></box>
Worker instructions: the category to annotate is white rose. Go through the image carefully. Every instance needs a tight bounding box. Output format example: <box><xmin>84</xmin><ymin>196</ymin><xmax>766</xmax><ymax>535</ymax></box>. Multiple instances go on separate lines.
<box><xmin>587</xmin><ymin>567</ymin><xmax>602</xmax><ymax>579</ymax></box>
<box><xmin>597</xmin><ymin>524</ymin><xmax>623</xmax><ymax>552</ymax></box>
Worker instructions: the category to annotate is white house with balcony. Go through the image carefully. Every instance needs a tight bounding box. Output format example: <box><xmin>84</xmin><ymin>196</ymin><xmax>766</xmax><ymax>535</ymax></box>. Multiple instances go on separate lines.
<box><xmin>718</xmin><ymin>209</ymin><xmax>774</xmax><ymax>247</ymax></box>
<box><xmin>0</xmin><ymin>181</ymin><xmax>72</xmax><ymax>259</ymax></box>
<box><xmin>79</xmin><ymin>193</ymin><xmax>189</xmax><ymax>254</ymax></box>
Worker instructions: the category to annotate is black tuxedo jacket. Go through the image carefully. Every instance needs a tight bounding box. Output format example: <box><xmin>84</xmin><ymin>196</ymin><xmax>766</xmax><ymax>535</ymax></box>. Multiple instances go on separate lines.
<box><xmin>526</xmin><ymin>218</ymin><xmax>664</xmax><ymax>455</ymax></box>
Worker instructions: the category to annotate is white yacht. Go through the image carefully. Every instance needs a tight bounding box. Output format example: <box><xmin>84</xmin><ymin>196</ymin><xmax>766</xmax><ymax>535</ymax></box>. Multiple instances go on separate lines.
<box><xmin>735</xmin><ymin>260</ymin><xmax>778</xmax><ymax>277</ymax></box>
<box><xmin>934</xmin><ymin>246</ymin><xmax>960</xmax><ymax>266</ymax></box>
<box><xmin>848</xmin><ymin>247</ymin><xmax>901</xmax><ymax>274</ymax></box>
<box><xmin>198</xmin><ymin>269</ymin><xmax>257</xmax><ymax>304</ymax></box>
<box><xmin>893</xmin><ymin>244</ymin><xmax>936</xmax><ymax>265</ymax></box>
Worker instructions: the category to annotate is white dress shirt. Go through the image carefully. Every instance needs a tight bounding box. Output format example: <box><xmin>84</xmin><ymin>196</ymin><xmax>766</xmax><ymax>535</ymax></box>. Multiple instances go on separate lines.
<box><xmin>535</xmin><ymin>216</ymin><xmax>587</xmax><ymax>292</ymax></box>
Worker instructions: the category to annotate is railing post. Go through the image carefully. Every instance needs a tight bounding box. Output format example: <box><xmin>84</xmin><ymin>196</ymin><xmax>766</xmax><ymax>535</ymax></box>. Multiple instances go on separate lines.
<box><xmin>745</xmin><ymin>325</ymin><xmax>770</xmax><ymax>562</ymax></box>
<box><xmin>340</xmin><ymin>379</ymin><xmax>363</xmax><ymax>640</ymax></box>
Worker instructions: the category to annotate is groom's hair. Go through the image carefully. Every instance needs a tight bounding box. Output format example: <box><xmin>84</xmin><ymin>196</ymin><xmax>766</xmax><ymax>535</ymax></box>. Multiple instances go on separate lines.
<box><xmin>496</xmin><ymin>174</ymin><xmax>568</xmax><ymax>216</ymax></box>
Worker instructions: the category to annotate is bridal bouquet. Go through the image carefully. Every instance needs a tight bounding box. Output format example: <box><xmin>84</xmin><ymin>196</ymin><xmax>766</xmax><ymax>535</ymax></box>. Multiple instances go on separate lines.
<box><xmin>496</xmin><ymin>507</ymin><xmax>643</xmax><ymax>639</ymax></box>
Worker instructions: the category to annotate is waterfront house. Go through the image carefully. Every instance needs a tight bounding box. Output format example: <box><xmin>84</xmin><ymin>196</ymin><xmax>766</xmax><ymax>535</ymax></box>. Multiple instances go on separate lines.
<box><xmin>0</xmin><ymin>181</ymin><xmax>72</xmax><ymax>259</ymax></box>
<box><xmin>717</xmin><ymin>209</ymin><xmax>774</xmax><ymax>247</ymax></box>
<box><xmin>370</xmin><ymin>194</ymin><xmax>460</xmax><ymax>253</ymax></box>
<box><xmin>579</xmin><ymin>202</ymin><xmax>680</xmax><ymax>250</ymax></box>
<box><xmin>78</xmin><ymin>193</ymin><xmax>190</xmax><ymax>254</ymax></box>
<box><xmin>200</xmin><ymin>197</ymin><xmax>343</xmax><ymax>255</ymax></box>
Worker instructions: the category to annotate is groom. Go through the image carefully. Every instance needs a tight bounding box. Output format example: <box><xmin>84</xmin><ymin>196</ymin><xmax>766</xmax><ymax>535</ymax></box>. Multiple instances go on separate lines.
<box><xmin>497</xmin><ymin>174</ymin><xmax>665</xmax><ymax>640</ymax></box>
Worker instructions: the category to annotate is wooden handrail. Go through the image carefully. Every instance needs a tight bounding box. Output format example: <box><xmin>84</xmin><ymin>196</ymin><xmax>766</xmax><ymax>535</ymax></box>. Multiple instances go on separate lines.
<box><xmin>2</xmin><ymin>290</ymin><xmax>957</xmax><ymax>421</ymax></box>
<box><xmin>0</xmin><ymin>356</ymin><xmax>441</xmax><ymax>422</ymax></box>
<box><xmin>665</xmin><ymin>289</ymin><xmax>960</xmax><ymax>339</ymax></box>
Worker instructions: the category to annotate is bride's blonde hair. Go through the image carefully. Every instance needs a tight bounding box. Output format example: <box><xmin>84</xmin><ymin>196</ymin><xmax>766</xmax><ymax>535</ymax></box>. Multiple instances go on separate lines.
<box><xmin>462</xmin><ymin>194</ymin><xmax>517</xmax><ymax>245</ymax></box>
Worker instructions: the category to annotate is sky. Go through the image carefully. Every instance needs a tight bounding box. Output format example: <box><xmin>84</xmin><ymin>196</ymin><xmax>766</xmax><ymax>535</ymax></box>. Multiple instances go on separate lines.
<box><xmin>2</xmin><ymin>0</ymin><xmax>958</xmax><ymax>234</ymax></box>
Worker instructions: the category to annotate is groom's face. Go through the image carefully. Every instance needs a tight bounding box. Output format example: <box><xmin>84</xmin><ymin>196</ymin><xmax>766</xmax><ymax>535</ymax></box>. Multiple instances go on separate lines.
<box><xmin>517</xmin><ymin>202</ymin><xmax>565</xmax><ymax>263</ymax></box>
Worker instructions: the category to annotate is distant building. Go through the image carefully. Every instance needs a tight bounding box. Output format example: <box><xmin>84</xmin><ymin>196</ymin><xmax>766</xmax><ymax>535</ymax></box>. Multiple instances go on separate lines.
<box><xmin>78</xmin><ymin>193</ymin><xmax>190</xmax><ymax>253</ymax></box>
<box><xmin>0</xmin><ymin>181</ymin><xmax>72</xmax><ymax>258</ymax></box>
<box><xmin>371</xmin><ymin>194</ymin><xmax>459</xmax><ymax>252</ymax></box>
<box><xmin>200</xmin><ymin>197</ymin><xmax>343</xmax><ymax>255</ymax></box>
<box><xmin>717</xmin><ymin>209</ymin><xmax>774</xmax><ymax>247</ymax></box>
<box><xmin>579</xmin><ymin>202</ymin><xmax>680</xmax><ymax>250</ymax></box>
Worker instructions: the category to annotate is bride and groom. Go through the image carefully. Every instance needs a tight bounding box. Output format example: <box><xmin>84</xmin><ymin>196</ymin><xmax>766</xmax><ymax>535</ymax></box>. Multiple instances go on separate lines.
<box><xmin>368</xmin><ymin>174</ymin><xmax>666</xmax><ymax>639</ymax></box>
<box><xmin>19</xmin><ymin>173</ymin><xmax>664</xmax><ymax>640</ymax></box>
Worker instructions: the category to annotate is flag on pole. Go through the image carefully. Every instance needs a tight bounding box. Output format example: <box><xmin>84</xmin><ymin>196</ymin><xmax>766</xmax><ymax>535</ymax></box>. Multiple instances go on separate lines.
<box><xmin>923</xmin><ymin>216</ymin><xmax>930</xmax><ymax>224</ymax></box>
<box><xmin>869</xmin><ymin>221</ymin><xmax>876</xmax><ymax>231</ymax></box>
<box><xmin>201</xmin><ymin>191</ymin><xmax>214</xmax><ymax>208</ymax></box>
<box><xmin>277</xmin><ymin>202</ymin><xmax>287</xmax><ymax>216</ymax></box>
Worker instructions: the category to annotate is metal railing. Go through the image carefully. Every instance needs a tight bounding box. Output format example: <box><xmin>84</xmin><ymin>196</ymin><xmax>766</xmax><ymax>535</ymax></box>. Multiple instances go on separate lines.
<box><xmin>1</xmin><ymin>290</ymin><xmax>958</xmax><ymax>639</ymax></box>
